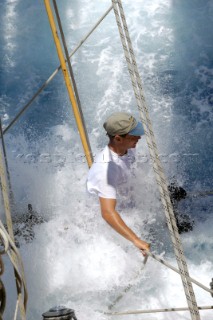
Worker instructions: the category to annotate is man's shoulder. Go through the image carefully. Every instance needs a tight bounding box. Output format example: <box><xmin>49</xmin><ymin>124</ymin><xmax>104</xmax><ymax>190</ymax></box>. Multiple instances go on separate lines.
<box><xmin>93</xmin><ymin>145</ymin><xmax>112</xmax><ymax>164</ymax></box>
<box><xmin>87</xmin><ymin>146</ymin><xmax>109</xmax><ymax>177</ymax></box>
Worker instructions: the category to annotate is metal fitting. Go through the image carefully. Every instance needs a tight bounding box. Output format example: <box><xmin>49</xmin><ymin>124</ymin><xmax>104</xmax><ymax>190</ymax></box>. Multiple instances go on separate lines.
<box><xmin>42</xmin><ymin>306</ymin><xmax>77</xmax><ymax>320</ymax></box>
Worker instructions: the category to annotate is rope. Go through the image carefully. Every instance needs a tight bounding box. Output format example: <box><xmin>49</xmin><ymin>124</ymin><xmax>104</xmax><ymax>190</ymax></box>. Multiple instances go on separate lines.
<box><xmin>0</xmin><ymin>221</ymin><xmax>27</xmax><ymax>320</ymax></box>
<box><xmin>146</xmin><ymin>251</ymin><xmax>213</xmax><ymax>295</ymax></box>
<box><xmin>106</xmin><ymin>305</ymin><xmax>213</xmax><ymax>316</ymax></box>
<box><xmin>0</xmin><ymin>222</ymin><xmax>28</xmax><ymax>319</ymax></box>
<box><xmin>108</xmin><ymin>256</ymin><xmax>149</xmax><ymax>310</ymax></box>
<box><xmin>0</xmin><ymin>140</ymin><xmax>27</xmax><ymax>319</ymax></box>
<box><xmin>106</xmin><ymin>250</ymin><xmax>213</xmax><ymax>315</ymax></box>
<box><xmin>0</xmin><ymin>118</ymin><xmax>15</xmax><ymax>212</ymax></box>
<box><xmin>0</xmin><ymin>147</ymin><xmax>14</xmax><ymax>238</ymax></box>
<box><xmin>0</xmin><ymin>228</ymin><xmax>9</xmax><ymax>255</ymax></box>
<box><xmin>112</xmin><ymin>1</ymin><xmax>200</xmax><ymax>319</ymax></box>
<box><xmin>3</xmin><ymin>5</ymin><xmax>113</xmax><ymax>136</ymax></box>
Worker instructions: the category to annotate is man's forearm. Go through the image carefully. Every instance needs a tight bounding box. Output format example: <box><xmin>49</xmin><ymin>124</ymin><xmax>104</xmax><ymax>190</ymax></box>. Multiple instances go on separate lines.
<box><xmin>99</xmin><ymin>197</ymin><xmax>150</xmax><ymax>253</ymax></box>
<box><xmin>102</xmin><ymin>210</ymin><xmax>139</xmax><ymax>243</ymax></box>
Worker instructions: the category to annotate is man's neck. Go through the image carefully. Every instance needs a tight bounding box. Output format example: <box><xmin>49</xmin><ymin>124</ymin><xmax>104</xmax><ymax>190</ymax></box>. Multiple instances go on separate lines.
<box><xmin>108</xmin><ymin>143</ymin><xmax>128</xmax><ymax>156</ymax></box>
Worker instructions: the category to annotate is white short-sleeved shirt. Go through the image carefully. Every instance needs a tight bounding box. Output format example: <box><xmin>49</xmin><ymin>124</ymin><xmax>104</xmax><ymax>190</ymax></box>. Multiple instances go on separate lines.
<box><xmin>87</xmin><ymin>146</ymin><xmax>136</xmax><ymax>199</ymax></box>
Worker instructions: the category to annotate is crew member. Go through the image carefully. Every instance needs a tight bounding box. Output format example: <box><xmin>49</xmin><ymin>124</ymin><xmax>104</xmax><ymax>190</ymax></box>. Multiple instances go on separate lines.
<box><xmin>87</xmin><ymin>112</ymin><xmax>150</xmax><ymax>255</ymax></box>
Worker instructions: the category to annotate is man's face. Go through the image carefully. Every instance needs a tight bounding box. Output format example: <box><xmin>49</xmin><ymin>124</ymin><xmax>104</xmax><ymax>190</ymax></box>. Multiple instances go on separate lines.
<box><xmin>120</xmin><ymin>134</ymin><xmax>141</xmax><ymax>149</ymax></box>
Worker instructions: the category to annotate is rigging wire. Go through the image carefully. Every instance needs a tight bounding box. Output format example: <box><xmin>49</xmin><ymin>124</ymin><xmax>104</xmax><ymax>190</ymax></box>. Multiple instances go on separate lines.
<box><xmin>111</xmin><ymin>0</ymin><xmax>202</xmax><ymax>318</ymax></box>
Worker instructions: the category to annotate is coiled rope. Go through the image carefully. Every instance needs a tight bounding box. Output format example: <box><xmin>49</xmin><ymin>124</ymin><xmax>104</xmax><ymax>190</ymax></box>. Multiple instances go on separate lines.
<box><xmin>112</xmin><ymin>1</ymin><xmax>201</xmax><ymax>319</ymax></box>
<box><xmin>0</xmin><ymin>136</ymin><xmax>28</xmax><ymax>319</ymax></box>
<box><xmin>0</xmin><ymin>257</ymin><xmax>6</xmax><ymax>317</ymax></box>
<box><xmin>0</xmin><ymin>221</ymin><xmax>28</xmax><ymax>320</ymax></box>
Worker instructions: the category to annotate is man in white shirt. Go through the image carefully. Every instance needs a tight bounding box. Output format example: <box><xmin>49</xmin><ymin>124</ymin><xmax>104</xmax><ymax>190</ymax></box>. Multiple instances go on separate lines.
<box><xmin>87</xmin><ymin>112</ymin><xmax>150</xmax><ymax>255</ymax></box>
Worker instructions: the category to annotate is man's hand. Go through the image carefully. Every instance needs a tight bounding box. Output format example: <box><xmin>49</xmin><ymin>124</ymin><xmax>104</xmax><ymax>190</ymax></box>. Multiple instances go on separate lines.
<box><xmin>133</xmin><ymin>238</ymin><xmax>150</xmax><ymax>256</ymax></box>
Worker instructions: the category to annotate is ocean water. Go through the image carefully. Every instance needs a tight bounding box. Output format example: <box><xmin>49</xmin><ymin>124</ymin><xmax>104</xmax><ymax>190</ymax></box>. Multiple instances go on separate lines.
<box><xmin>0</xmin><ymin>0</ymin><xmax>213</xmax><ymax>319</ymax></box>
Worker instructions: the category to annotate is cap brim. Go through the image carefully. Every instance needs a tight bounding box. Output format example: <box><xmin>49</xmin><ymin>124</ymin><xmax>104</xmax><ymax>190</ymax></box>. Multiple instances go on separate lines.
<box><xmin>128</xmin><ymin>122</ymin><xmax>144</xmax><ymax>136</ymax></box>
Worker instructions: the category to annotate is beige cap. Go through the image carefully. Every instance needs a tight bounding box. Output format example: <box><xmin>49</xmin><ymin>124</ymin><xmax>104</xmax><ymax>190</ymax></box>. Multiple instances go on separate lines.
<box><xmin>103</xmin><ymin>112</ymin><xmax>138</xmax><ymax>136</ymax></box>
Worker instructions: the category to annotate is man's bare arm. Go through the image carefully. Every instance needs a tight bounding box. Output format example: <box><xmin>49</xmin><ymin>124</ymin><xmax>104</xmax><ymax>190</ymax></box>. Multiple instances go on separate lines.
<box><xmin>99</xmin><ymin>197</ymin><xmax>150</xmax><ymax>253</ymax></box>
